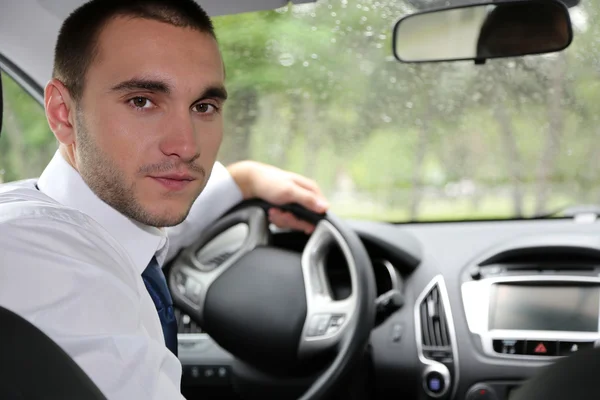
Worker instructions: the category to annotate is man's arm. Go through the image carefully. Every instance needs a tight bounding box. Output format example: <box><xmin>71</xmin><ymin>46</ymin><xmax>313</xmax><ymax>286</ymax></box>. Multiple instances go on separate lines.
<box><xmin>0</xmin><ymin>215</ymin><xmax>184</xmax><ymax>400</ymax></box>
<box><xmin>165</xmin><ymin>160</ymin><xmax>330</xmax><ymax>263</ymax></box>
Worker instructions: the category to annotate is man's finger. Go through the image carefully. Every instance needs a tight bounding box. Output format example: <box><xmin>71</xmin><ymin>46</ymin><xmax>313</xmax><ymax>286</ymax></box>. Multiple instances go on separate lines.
<box><xmin>290</xmin><ymin>173</ymin><xmax>323</xmax><ymax>195</ymax></box>
<box><xmin>284</xmin><ymin>184</ymin><xmax>329</xmax><ymax>214</ymax></box>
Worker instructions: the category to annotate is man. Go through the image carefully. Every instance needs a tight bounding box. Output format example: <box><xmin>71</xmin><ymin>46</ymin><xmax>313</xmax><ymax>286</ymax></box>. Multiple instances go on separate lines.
<box><xmin>0</xmin><ymin>0</ymin><xmax>328</xmax><ymax>398</ymax></box>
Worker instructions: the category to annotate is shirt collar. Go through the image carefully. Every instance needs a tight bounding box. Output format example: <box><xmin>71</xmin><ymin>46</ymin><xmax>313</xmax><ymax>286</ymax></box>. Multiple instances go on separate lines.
<box><xmin>37</xmin><ymin>151</ymin><xmax>169</xmax><ymax>274</ymax></box>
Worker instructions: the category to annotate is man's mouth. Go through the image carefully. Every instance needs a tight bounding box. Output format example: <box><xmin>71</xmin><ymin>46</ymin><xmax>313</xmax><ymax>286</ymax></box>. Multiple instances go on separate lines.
<box><xmin>153</xmin><ymin>173</ymin><xmax>195</xmax><ymax>181</ymax></box>
<box><xmin>150</xmin><ymin>173</ymin><xmax>196</xmax><ymax>191</ymax></box>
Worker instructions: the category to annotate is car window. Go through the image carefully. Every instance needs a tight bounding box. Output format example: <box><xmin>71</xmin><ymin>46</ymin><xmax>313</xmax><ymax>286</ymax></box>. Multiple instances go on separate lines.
<box><xmin>210</xmin><ymin>1</ymin><xmax>599</xmax><ymax>222</ymax></box>
<box><xmin>1</xmin><ymin>0</ymin><xmax>598</xmax><ymax>223</ymax></box>
<box><xmin>0</xmin><ymin>71</ymin><xmax>57</xmax><ymax>183</ymax></box>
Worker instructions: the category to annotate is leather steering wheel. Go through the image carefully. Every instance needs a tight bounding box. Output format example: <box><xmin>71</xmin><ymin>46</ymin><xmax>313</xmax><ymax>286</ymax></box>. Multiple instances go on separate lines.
<box><xmin>168</xmin><ymin>199</ymin><xmax>377</xmax><ymax>399</ymax></box>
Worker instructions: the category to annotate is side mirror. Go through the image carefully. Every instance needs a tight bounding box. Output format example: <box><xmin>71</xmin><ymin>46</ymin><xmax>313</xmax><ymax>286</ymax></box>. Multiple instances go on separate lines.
<box><xmin>392</xmin><ymin>0</ymin><xmax>573</xmax><ymax>64</ymax></box>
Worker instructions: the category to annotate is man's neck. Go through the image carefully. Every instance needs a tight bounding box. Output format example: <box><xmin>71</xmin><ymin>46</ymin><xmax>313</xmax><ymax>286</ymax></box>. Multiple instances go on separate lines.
<box><xmin>59</xmin><ymin>145</ymin><xmax>78</xmax><ymax>172</ymax></box>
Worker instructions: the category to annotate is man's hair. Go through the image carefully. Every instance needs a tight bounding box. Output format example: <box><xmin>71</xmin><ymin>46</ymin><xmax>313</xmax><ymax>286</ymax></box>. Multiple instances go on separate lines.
<box><xmin>53</xmin><ymin>0</ymin><xmax>216</xmax><ymax>102</ymax></box>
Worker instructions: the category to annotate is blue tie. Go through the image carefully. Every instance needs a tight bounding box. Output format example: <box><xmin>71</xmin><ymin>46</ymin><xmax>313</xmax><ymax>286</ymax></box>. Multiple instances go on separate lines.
<box><xmin>142</xmin><ymin>256</ymin><xmax>178</xmax><ymax>356</ymax></box>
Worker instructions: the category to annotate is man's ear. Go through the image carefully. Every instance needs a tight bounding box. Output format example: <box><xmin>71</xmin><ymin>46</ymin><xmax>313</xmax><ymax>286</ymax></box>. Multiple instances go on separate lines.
<box><xmin>44</xmin><ymin>78</ymin><xmax>76</xmax><ymax>145</ymax></box>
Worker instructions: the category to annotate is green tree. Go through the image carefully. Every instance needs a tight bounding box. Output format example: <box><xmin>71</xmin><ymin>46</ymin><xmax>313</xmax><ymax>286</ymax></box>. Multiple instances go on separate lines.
<box><xmin>0</xmin><ymin>72</ymin><xmax>57</xmax><ymax>182</ymax></box>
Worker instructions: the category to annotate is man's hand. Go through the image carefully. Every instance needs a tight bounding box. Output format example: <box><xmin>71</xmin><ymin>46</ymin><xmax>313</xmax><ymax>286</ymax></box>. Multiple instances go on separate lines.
<box><xmin>227</xmin><ymin>161</ymin><xmax>329</xmax><ymax>234</ymax></box>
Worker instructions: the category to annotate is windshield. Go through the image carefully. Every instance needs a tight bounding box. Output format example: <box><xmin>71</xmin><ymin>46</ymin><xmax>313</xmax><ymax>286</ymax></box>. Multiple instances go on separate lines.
<box><xmin>1</xmin><ymin>0</ymin><xmax>598</xmax><ymax>223</ymax></box>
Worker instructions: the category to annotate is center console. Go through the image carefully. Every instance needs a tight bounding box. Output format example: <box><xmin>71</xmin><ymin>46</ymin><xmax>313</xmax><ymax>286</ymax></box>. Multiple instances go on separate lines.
<box><xmin>457</xmin><ymin>235</ymin><xmax>600</xmax><ymax>399</ymax></box>
<box><xmin>462</xmin><ymin>276</ymin><xmax>600</xmax><ymax>360</ymax></box>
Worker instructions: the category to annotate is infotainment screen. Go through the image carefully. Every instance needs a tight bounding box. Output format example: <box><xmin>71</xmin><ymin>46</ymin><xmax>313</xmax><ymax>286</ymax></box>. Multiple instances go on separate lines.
<box><xmin>489</xmin><ymin>284</ymin><xmax>600</xmax><ymax>332</ymax></box>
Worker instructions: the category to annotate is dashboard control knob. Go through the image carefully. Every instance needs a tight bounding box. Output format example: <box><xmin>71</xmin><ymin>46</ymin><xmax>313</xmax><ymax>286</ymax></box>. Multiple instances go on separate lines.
<box><xmin>466</xmin><ymin>383</ymin><xmax>499</xmax><ymax>400</ymax></box>
<box><xmin>422</xmin><ymin>363</ymin><xmax>450</xmax><ymax>398</ymax></box>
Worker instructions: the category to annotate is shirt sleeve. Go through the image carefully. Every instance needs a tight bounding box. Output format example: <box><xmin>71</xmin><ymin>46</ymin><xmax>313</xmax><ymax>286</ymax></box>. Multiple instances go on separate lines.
<box><xmin>165</xmin><ymin>161</ymin><xmax>243</xmax><ymax>262</ymax></box>
<box><xmin>0</xmin><ymin>215</ymin><xmax>185</xmax><ymax>400</ymax></box>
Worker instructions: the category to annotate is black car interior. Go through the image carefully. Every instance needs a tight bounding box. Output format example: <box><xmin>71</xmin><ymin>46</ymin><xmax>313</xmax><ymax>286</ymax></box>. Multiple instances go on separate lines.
<box><xmin>0</xmin><ymin>306</ymin><xmax>107</xmax><ymax>400</ymax></box>
<box><xmin>4</xmin><ymin>0</ymin><xmax>600</xmax><ymax>399</ymax></box>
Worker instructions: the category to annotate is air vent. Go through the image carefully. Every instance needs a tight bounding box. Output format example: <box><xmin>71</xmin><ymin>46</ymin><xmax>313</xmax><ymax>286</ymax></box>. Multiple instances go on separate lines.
<box><xmin>174</xmin><ymin>307</ymin><xmax>204</xmax><ymax>334</ymax></box>
<box><xmin>479</xmin><ymin>246</ymin><xmax>600</xmax><ymax>267</ymax></box>
<box><xmin>420</xmin><ymin>284</ymin><xmax>453</xmax><ymax>362</ymax></box>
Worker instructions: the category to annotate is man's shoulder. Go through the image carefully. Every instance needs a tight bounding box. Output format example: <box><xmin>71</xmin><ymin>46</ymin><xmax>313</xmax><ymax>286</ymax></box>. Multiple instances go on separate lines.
<box><xmin>0</xmin><ymin>179</ymin><xmax>122</xmax><ymax>257</ymax></box>
<box><xmin>0</xmin><ymin>179</ymin><xmax>57</xmax><ymax>209</ymax></box>
<box><xmin>0</xmin><ymin>180</ymin><xmax>138</xmax><ymax>284</ymax></box>
<box><xmin>0</xmin><ymin>179</ymin><xmax>94</xmax><ymax>229</ymax></box>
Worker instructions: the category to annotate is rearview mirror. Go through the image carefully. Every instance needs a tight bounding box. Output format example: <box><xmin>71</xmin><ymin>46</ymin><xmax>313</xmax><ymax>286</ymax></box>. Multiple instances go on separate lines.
<box><xmin>392</xmin><ymin>0</ymin><xmax>573</xmax><ymax>64</ymax></box>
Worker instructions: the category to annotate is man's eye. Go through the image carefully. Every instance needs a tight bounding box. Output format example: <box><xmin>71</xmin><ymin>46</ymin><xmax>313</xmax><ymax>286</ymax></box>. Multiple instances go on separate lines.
<box><xmin>129</xmin><ymin>97</ymin><xmax>154</xmax><ymax>109</ymax></box>
<box><xmin>194</xmin><ymin>103</ymin><xmax>218</xmax><ymax>114</ymax></box>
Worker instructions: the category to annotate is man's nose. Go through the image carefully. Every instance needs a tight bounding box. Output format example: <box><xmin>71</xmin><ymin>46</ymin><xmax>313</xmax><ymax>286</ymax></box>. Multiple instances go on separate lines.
<box><xmin>158</xmin><ymin>111</ymin><xmax>199</xmax><ymax>162</ymax></box>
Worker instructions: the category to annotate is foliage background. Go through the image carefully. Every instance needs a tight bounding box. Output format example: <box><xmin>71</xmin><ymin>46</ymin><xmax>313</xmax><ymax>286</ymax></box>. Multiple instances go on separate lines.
<box><xmin>1</xmin><ymin>0</ymin><xmax>599</xmax><ymax>222</ymax></box>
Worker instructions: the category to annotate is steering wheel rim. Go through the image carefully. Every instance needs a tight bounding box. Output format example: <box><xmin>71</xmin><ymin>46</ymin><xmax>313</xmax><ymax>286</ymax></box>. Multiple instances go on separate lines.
<box><xmin>168</xmin><ymin>199</ymin><xmax>377</xmax><ymax>400</ymax></box>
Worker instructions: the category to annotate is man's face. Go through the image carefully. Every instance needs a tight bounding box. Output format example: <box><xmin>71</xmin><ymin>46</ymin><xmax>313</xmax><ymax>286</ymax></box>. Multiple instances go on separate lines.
<box><xmin>74</xmin><ymin>17</ymin><xmax>226</xmax><ymax>227</ymax></box>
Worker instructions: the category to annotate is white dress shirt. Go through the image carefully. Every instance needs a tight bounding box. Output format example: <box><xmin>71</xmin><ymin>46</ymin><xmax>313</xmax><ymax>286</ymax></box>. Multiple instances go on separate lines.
<box><xmin>0</xmin><ymin>151</ymin><xmax>242</xmax><ymax>399</ymax></box>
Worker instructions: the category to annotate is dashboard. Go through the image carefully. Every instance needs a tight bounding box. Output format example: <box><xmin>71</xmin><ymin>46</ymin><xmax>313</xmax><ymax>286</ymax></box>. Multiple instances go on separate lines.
<box><xmin>167</xmin><ymin>214</ymin><xmax>600</xmax><ymax>400</ymax></box>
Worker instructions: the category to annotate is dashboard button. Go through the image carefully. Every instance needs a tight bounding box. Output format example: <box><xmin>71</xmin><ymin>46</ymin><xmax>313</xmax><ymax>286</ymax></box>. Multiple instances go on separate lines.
<box><xmin>316</xmin><ymin>317</ymin><xmax>330</xmax><ymax>335</ymax></box>
<box><xmin>306</xmin><ymin>314</ymin><xmax>331</xmax><ymax>337</ymax></box>
<box><xmin>203</xmin><ymin>367</ymin><xmax>215</xmax><ymax>378</ymax></box>
<box><xmin>558</xmin><ymin>341</ymin><xmax>594</xmax><ymax>356</ymax></box>
<box><xmin>426</xmin><ymin>372</ymin><xmax>445</xmax><ymax>394</ymax></box>
<box><xmin>183</xmin><ymin>365</ymin><xmax>231</xmax><ymax>385</ymax></box>
<box><xmin>525</xmin><ymin>340</ymin><xmax>557</xmax><ymax>356</ymax></box>
<box><xmin>390</xmin><ymin>323</ymin><xmax>403</xmax><ymax>343</ymax></box>
<box><xmin>189</xmin><ymin>366</ymin><xmax>200</xmax><ymax>379</ymax></box>
<box><xmin>422</xmin><ymin>364</ymin><xmax>450</xmax><ymax>398</ymax></box>
<box><xmin>330</xmin><ymin>314</ymin><xmax>345</xmax><ymax>327</ymax></box>
<box><xmin>466</xmin><ymin>383</ymin><xmax>499</xmax><ymax>400</ymax></box>
<box><xmin>493</xmin><ymin>339</ymin><xmax>525</xmax><ymax>355</ymax></box>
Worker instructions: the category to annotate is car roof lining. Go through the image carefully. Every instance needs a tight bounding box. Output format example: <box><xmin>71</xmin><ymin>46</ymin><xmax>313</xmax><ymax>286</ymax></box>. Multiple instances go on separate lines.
<box><xmin>35</xmin><ymin>0</ymin><xmax>317</xmax><ymax>19</ymax></box>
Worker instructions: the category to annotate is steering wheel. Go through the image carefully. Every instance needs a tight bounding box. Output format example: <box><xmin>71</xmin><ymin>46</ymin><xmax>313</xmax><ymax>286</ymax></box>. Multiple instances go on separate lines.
<box><xmin>168</xmin><ymin>199</ymin><xmax>377</xmax><ymax>399</ymax></box>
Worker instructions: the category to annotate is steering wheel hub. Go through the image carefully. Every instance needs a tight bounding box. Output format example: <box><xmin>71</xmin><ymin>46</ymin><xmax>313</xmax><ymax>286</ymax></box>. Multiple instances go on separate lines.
<box><xmin>203</xmin><ymin>247</ymin><xmax>308</xmax><ymax>373</ymax></box>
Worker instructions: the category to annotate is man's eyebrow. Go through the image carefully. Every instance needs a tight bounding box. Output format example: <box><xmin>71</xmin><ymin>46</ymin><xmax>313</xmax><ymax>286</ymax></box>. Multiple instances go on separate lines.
<box><xmin>110</xmin><ymin>79</ymin><xmax>227</xmax><ymax>102</ymax></box>
<box><xmin>110</xmin><ymin>79</ymin><xmax>171</xmax><ymax>94</ymax></box>
<box><xmin>196</xmin><ymin>86</ymin><xmax>228</xmax><ymax>103</ymax></box>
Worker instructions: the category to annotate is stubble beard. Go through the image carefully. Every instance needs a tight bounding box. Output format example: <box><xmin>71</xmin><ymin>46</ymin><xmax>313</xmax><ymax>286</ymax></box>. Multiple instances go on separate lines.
<box><xmin>74</xmin><ymin>110</ymin><xmax>197</xmax><ymax>227</ymax></box>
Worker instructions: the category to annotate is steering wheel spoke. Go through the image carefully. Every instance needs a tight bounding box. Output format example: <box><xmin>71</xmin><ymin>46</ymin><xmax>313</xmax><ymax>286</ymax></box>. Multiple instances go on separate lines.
<box><xmin>298</xmin><ymin>220</ymin><xmax>359</xmax><ymax>358</ymax></box>
<box><xmin>168</xmin><ymin>206</ymin><xmax>270</xmax><ymax>323</ymax></box>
